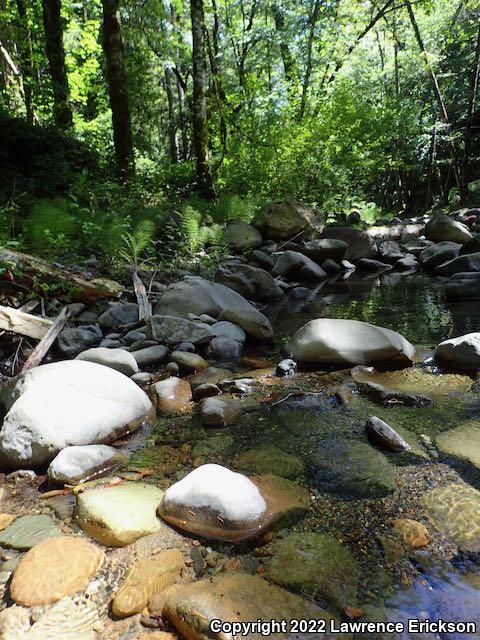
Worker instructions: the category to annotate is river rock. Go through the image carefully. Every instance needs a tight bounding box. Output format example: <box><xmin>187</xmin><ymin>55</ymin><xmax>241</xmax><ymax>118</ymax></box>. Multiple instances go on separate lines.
<box><xmin>267</xmin><ymin>532</ymin><xmax>359</xmax><ymax>611</ymax></box>
<box><xmin>435</xmin><ymin>420</ymin><xmax>480</xmax><ymax>470</ymax></box>
<box><xmin>192</xmin><ymin>383</ymin><xmax>221</xmax><ymax>401</ymax></box>
<box><xmin>0</xmin><ymin>515</ymin><xmax>61</xmax><ymax>550</ymax></box>
<box><xmin>395</xmin><ymin>255</ymin><xmax>418</xmax><ymax>271</ymax></box>
<box><xmin>251</xmin><ymin>474</ymin><xmax>310</xmax><ymax>531</ymax></box>
<box><xmin>422</xmin><ymin>483</ymin><xmax>480</xmax><ymax>552</ymax></box>
<box><xmin>460</xmin><ymin>237</ymin><xmax>480</xmax><ymax>255</ymax></box>
<box><xmin>276</xmin><ymin>358</ymin><xmax>297</xmax><ymax>376</ymax></box>
<box><xmin>75</xmin><ymin>482</ymin><xmax>165</xmax><ymax>546</ymax></box>
<box><xmin>57</xmin><ymin>324</ymin><xmax>103</xmax><ymax>357</ymax></box>
<box><xmin>419</xmin><ymin>241</ymin><xmax>461</xmax><ymax>270</ymax></box>
<box><xmin>10</xmin><ymin>536</ymin><xmax>104</xmax><ymax>606</ymax></box>
<box><xmin>366</xmin><ymin>416</ymin><xmax>412</xmax><ymax>452</ymax></box>
<box><xmin>225</xmin><ymin>220</ymin><xmax>262</xmax><ymax>252</ymax></box>
<box><xmin>189</xmin><ymin>366</ymin><xmax>233</xmax><ymax>388</ymax></box>
<box><xmin>206</xmin><ymin>336</ymin><xmax>243</xmax><ymax>361</ymax></box>
<box><xmin>254</xmin><ymin>197</ymin><xmax>325</xmax><ymax>240</ymax></box>
<box><xmin>321</xmin><ymin>226</ymin><xmax>377</xmax><ymax>261</ymax></box>
<box><xmin>392</xmin><ymin>519</ymin><xmax>429</xmax><ymax>549</ymax></box>
<box><xmin>272</xmin><ymin>250</ymin><xmax>327</xmax><ymax>280</ymax></box>
<box><xmin>252</xmin><ymin>249</ymin><xmax>275</xmax><ymax>269</ymax></box>
<box><xmin>446</xmin><ymin>273</ymin><xmax>480</xmax><ymax>300</ymax></box>
<box><xmin>303</xmin><ymin>238</ymin><xmax>348</xmax><ymax>263</ymax></box>
<box><xmin>111</xmin><ymin>549</ymin><xmax>184</xmax><ymax>618</ymax></box>
<box><xmin>424</xmin><ymin>214</ymin><xmax>472</xmax><ymax>244</ymax></box>
<box><xmin>75</xmin><ymin>346</ymin><xmax>139</xmax><ymax>376</ymax></box>
<box><xmin>233</xmin><ymin>446</ymin><xmax>305</xmax><ymax>479</ymax></box>
<box><xmin>210</xmin><ymin>320</ymin><xmax>246</xmax><ymax>343</ymax></box>
<box><xmin>434</xmin><ymin>252</ymin><xmax>480</xmax><ymax>276</ymax></box>
<box><xmin>310</xmin><ymin>439</ymin><xmax>397</xmax><ymax>498</ymax></box>
<box><xmin>435</xmin><ymin>332</ymin><xmax>480</xmax><ymax>371</ymax></box>
<box><xmin>98</xmin><ymin>302</ymin><xmax>139</xmax><ymax>330</ymax></box>
<box><xmin>47</xmin><ymin>444</ymin><xmax>127</xmax><ymax>485</ymax></box>
<box><xmin>131</xmin><ymin>344</ymin><xmax>170</xmax><ymax>368</ymax></box>
<box><xmin>377</xmin><ymin>241</ymin><xmax>404</xmax><ymax>264</ymax></box>
<box><xmin>155</xmin><ymin>276</ymin><xmax>273</xmax><ymax>341</ymax></box>
<box><xmin>0</xmin><ymin>361</ymin><xmax>152</xmax><ymax>467</ymax></box>
<box><xmin>199</xmin><ymin>395</ymin><xmax>242</xmax><ymax>426</ymax></box>
<box><xmin>287</xmin><ymin>319</ymin><xmax>415</xmax><ymax>367</ymax></box>
<box><xmin>158</xmin><ymin>464</ymin><xmax>268</xmax><ymax>541</ymax></box>
<box><xmin>356</xmin><ymin>258</ymin><xmax>392</xmax><ymax>273</ymax></box>
<box><xmin>164</xmin><ymin>573</ymin><xmax>339</xmax><ymax>640</ymax></box>
<box><xmin>170</xmin><ymin>351</ymin><xmax>209</xmax><ymax>373</ymax></box>
<box><xmin>215</xmin><ymin>263</ymin><xmax>283</xmax><ymax>300</ymax></box>
<box><xmin>146</xmin><ymin>315</ymin><xmax>211</xmax><ymax>346</ymax></box>
<box><xmin>153</xmin><ymin>377</ymin><xmax>192</xmax><ymax>414</ymax></box>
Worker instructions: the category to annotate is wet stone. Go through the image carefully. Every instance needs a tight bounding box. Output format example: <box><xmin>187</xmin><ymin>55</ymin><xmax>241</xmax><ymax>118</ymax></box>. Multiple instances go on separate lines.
<box><xmin>0</xmin><ymin>514</ymin><xmax>62</xmax><ymax>550</ymax></box>
<box><xmin>232</xmin><ymin>446</ymin><xmax>305</xmax><ymax>479</ymax></box>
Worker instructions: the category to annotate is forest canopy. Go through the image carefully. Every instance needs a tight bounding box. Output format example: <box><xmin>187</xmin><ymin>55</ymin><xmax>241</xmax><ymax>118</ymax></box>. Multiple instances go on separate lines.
<box><xmin>1</xmin><ymin>0</ymin><xmax>479</xmax><ymax>263</ymax></box>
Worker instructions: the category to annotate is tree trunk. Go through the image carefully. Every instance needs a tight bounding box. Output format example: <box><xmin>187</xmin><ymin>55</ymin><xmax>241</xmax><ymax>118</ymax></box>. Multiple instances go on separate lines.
<box><xmin>41</xmin><ymin>0</ymin><xmax>73</xmax><ymax>128</ymax></box>
<box><xmin>405</xmin><ymin>0</ymin><xmax>461</xmax><ymax>194</ymax></box>
<box><xmin>190</xmin><ymin>0</ymin><xmax>215</xmax><ymax>198</ymax></box>
<box><xmin>16</xmin><ymin>0</ymin><xmax>35</xmax><ymax>124</ymax></box>
<box><xmin>299</xmin><ymin>0</ymin><xmax>320</xmax><ymax>119</ymax></box>
<box><xmin>101</xmin><ymin>0</ymin><xmax>135</xmax><ymax>176</ymax></box>
<box><xmin>273</xmin><ymin>2</ymin><xmax>296</xmax><ymax>87</ymax></box>
<box><xmin>164</xmin><ymin>67</ymin><xmax>179</xmax><ymax>163</ymax></box>
<box><xmin>461</xmin><ymin>21</ymin><xmax>480</xmax><ymax>201</ymax></box>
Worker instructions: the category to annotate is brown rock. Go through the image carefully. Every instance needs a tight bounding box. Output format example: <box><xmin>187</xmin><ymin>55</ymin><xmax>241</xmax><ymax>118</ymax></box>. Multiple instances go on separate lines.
<box><xmin>153</xmin><ymin>378</ymin><xmax>192</xmax><ymax>415</ymax></box>
<box><xmin>112</xmin><ymin>549</ymin><xmax>184</xmax><ymax>618</ymax></box>
<box><xmin>251</xmin><ymin>474</ymin><xmax>310</xmax><ymax>532</ymax></box>
<box><xmin>393</xmin><ymin>518</ymin><xmax>429</xmax><ymax>548</ymax></box>
<box><xmin>0</xmin><ymin>514</ymin><xmax>14</xmax><ymax>531</ymax></box>
<box><xmin>10</xmin><ymin>536</ymin><xmax>104</xmax><ymax>606</ymax></box>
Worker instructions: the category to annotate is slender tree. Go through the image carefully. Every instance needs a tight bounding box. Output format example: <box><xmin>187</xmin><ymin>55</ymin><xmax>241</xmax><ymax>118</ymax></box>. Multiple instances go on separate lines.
<box><xmin>16</xmin><ymin>0</ymin><xmax>35</xmax><ymax>124</ymax></box>
<box><xmin>101</xmin><ymin>0</ymin><xmax>135</xmax><ymax>176</ymax></box>
<box><xmin>42</xmin><ymin>0</ymin><xmax>73</xmax><ymax>128</ymax></box>
<box><xmin>190</xmin><ymin>0</ymin><xmax>215</xmax><ymax>198</ymax></box>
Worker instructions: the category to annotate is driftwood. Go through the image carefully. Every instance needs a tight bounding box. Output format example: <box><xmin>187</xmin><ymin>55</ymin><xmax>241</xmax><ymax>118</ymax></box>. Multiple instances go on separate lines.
<box><xmin>1</xmin><ymin>249</ymin><xmax>124</xmax><ymax>302</ymax></box>
<box><xmin>0</xmin><ymin>305</ymin><xmax>53</xmax><ymax>340</ymax></box>
<box><xmin>21</xmin><ymin>307</ymin><xmax>71</xmax><ymax>371</ymax></box>
<box><xmin>132</xmin><ymin>269</ymin><xmax>152</xmax><ymax>320</ymax></box>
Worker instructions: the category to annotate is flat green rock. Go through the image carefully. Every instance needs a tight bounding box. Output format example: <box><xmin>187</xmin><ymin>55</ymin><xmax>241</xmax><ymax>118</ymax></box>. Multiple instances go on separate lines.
<box><xmin>436</xmin><ymin>421</ymin><xmax>480</xmax><ymax>469</ymax></box>
<box><xmin>0</xmin><ymin>515</ymin><xmax>62</xmax><ymax>550</ymax></box>
<box><xmin>233</xmin><ymin>446</ymin><xmax>306</xmax><ymax>479</ymax></box>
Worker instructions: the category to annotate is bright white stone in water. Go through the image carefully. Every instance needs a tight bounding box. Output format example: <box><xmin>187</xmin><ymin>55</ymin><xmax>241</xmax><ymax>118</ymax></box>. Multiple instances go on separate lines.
<box><xmin>47</xmin><ymin>444</ymin><xmax>126</xmax><ymax>484</ymax></box>
<box><xmin>163</xmin><ymin>464</ymin><xmax>267</xmax><ymax>522</ymax></box>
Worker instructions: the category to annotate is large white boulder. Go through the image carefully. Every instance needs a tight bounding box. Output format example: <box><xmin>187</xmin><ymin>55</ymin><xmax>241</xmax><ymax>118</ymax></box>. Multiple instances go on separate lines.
<box><xmin>47</xmin><ymin>444</ymin><xmax>127</xmax><ymax>485</ymax></box>
<box><xmin>435</xmin><ymin>332</ymin><xmax>480</xmax><ymax>371</ymax></box>
<box><xmin>154</xmin><ymin>276</ymin><xmax>273</xmax><ymax>341</ymax></box>
<box><xmin>75</xmin><ymin>347</ymin><xmax>139</xmax><ymax>376</ymax></box>
<box><xmin>158</xmin><ymin>464</ymin><xmax>267</xmax><ymax>540</ymax></box>
<box><xmin>0</xmin><ymin>361</ymin><xmax>152</xmax><ymax>467</ymax></box>
<box><xmin>287</xmin><ymin>318</ymin><xmax>415</xmax><ymax>367</ymax></box>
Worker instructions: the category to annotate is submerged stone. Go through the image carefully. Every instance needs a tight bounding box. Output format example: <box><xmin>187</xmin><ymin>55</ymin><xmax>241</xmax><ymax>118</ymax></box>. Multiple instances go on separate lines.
<box><xmin>267</xmin><ymin>532</ymin><xmax>359</xmax><ymax>611</ymax></box>
<box><xmin>392</xmin><ymin>519</ymin><xmax>429</xmax><ymax>549</ymax></box>
<box><xmin>435</xmin><ymin>421</ymin><xmax>480</xmax><ymax>471</ymax></box>
<box><xmin>10</xmin><ymin>536</ymin><xmax>104</xmax><ymax>606</ymax></box>
<box><xmin>233</xmin><ymin>446</ymin><xmax>305</xmax><ymax>479</ymax></box>
<box><xmin>75</xmin><ymin>482</ymin><xmax>165</xmax><ymax>546</ymax></box>
<box><xmin>422</xmin><ymin>483</ymin><xmax>480</xmax><ymax>552</ymax></box>
<box><xmin>0</xmin><ymin>515</ymin><xmax>61</xmax><ymax>550</ymax></box>
<box><xmin>365</xmin><ymin>416</ymin><xmax>412</xmax><ymax>452</ymax></box>
<box><xmin>164</xmin><ymin>573</ymin><xmax>340</xmax><ymax>640</ymax></box>
<box><xmin>310</xmin><ymin>439</ymin><xmax>397</xmax><ymax>499</ymax></box>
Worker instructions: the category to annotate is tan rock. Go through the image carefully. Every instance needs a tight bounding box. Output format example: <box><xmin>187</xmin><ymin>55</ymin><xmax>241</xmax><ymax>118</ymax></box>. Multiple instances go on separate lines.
<box><xmin>138</xmin><ymin>633</ymin><xmax>178</xmax><ymax>640</ymax></box>
<box><xmin>153</xmin><ymin>378</ymin><xmax>192</xmax><ymax>415</ymax></box>
<box><xmin>0</xmin><ymin>514</ymin><xmax>14</xmax><ymax>531</ymax></box>
<box><xmin>10</xmin><ymin>536</ymin><xmax>104</xmax><ymax>606</ymax></box>
<box><xmin>164</xmin><ymin>573</ymin><xmax>339</xmax><ymax>640</ymax></box>
<box><xmin>251</xmin><ymin>474</ymin><xmax>310</xmax><ymax>532</ymax></box>
<box><xmin>393</xmin><ymin>518</ymin><xmax>429</xmax><ymax>548</ymax></box>
<box><xmin>112</xmin><ymin>549</ymin><xmax>184</xmax><ymax>618</ymax></box>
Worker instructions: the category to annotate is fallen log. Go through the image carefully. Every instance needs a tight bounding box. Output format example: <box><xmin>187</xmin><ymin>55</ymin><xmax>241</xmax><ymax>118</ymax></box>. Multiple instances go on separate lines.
<box><xmin>22</xmin><ymin>307</ymin><xmax>71</xmax><ymax>371</ymax></box>
<box><xmin>0</xmin><ymin>305</ymin><xmax>52</xmax><ymax>340</ymax></box>
<box><xmin>132</xmin><ymin>269</ymin><xmax>152</xmax><ymax>320</ymax></box>
<box><xmin>0</xmin><ymin>249</ymin><xmax>124</xmax><ymax>302</ymax></box>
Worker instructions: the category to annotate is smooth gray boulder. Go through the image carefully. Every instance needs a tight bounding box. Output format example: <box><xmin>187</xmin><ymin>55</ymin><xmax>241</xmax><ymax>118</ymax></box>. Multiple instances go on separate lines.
<box><xmin>287</xmin><ymin>318</ymin><xmax>415</xmax><ymax>367</ymax></box>
<box><xmin>154</xmin><ymin>276</ymin><xmax>273</xmax><ymax>341</ymax></box>
<box><xmin>435</xmin><ymin>333</ymin><xmax>480</xmax><ymax>371</ymax></box>
<box><xmin>75</xmin><ymin>347</ymin><xmax>139</xmax><ymax>376</ymax></box>
<box><xmin>272</xmin><ymin>251</ymin><xmax>326</xmax><ymax>281</ymax></box>
<box><xmin>146</xmin><ymin>315</ymin><xmax>212</xmax><ymax>346</ymax></box>
<box><xmin>419</xmin><ymin>241</ymin><xmax>461</xmax><ymax>270</ymax></box>
<box><xmin>434</xmin><ymin>252</ymin><xmax>480</xmax><ymax>276</ymax></box>
<box><xmin>424</xmin><ymin>214</ymin><xmax>472</xmax><ymax>244</ymax></box>
<box><xmin>356</xmin><ymin>258</ymin><xmax>392</xmax><ymax>273</ymax></box>
<box><xmin>0</xmin><ymin>361</ymin><xmax>152</xmax><ymax>467</ymax></box>
<box><xmin>303</xmin><ymin>238</ymin><xmax>348</xmax><ymax>263</ymax></box>
<box><xmin>377</xmin><ymin>241</ymin><xmax>404</xmax><ymax>264</ymax></box>
<box><xmin>210</xmin><ymin>320</ymin><xmax>246</xmax><ymax>344</ymax></box>
<box><xmin>321</xmin><ymin>226</ymin><xmax>376</xmax><ymax>261</ymax></box>
<box><xmin>98</xmin><ymin>303</ymin><xmax>139</xmax><ymax>331</ymax></box>
<box><xmin>446</xmin><ymin>273</ymin><xmax>480</xmax><ymax>300</ymax></box>
<box><xmin>57</xmin><ymin>324</ymin><xmax>102</xmax><ymax>358</ymax></box>
<box><xmin>131</xmin><ymin>344</ymin><xmax>170</xmax><ymax>368</ymax></box>
<box><xmin>206</xmin><ymin>337</ymin><xmax>243</xmax><ymax>361</ymax></box>
<box><xmin>214</xmin><ymin>263</ymin><xmax>283</xmax><ymax>300</ymax></box>
<box><xmin>225</xmin><ymin>221</ymin><xmax>262</xmax><ymax>252</ymax></box>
